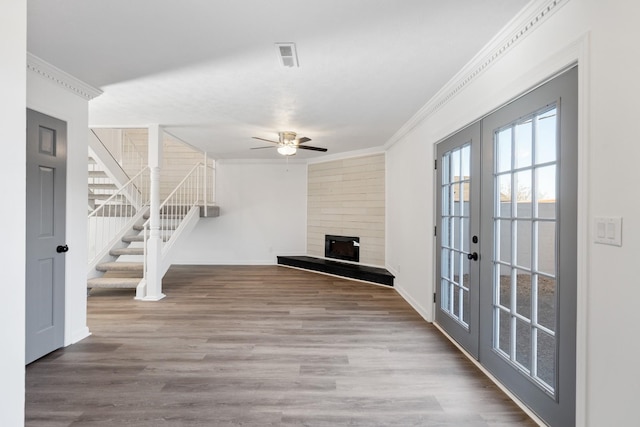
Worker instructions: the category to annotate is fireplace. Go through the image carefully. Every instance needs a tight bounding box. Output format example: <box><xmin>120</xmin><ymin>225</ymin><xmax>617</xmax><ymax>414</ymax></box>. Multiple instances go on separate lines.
<box><xmin>325</xmin><ymin>235</ymin><xmax>360</xmax><ymax>262</ymax></box>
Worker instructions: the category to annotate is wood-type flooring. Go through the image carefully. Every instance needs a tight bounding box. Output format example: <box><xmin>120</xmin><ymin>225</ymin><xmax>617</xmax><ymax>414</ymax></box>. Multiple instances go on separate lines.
<box><xmin>26</xmin><ymin>265</ymin><xmax>537</xmax><ymax>426</ymax></box>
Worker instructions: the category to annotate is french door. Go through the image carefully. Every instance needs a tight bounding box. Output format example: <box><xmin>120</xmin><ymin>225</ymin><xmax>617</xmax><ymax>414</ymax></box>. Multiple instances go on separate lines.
<box><xmin>435</xmin><ymin>122</ymin><xmax>481</xmax><ymax>358</ymax></box>
<box><xmin>436</xmin><ymin>67</ymin><xmax>577</xmax><ymax>426</ymax></box>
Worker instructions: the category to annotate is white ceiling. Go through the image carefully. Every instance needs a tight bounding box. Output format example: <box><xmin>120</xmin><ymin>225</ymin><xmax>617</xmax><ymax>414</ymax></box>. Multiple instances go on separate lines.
<box><xmin>28</xmin><ymin>0</ymin><xmax>529</xmax><ymax>160</ymax></box>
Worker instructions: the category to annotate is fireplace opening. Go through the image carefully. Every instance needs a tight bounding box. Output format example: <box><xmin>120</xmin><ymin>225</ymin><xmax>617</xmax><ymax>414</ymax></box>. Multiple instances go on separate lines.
<box><xmin>325</xmin><ymin>235</ymin><xmax>360</xmax><ymax>262</ymax></box>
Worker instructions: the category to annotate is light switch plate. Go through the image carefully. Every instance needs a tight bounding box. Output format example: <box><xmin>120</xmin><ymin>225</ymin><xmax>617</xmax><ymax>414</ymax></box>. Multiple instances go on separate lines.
<box><xmin>594</xmin><ymin>217</ymin><xmax>622</xmax><ymax>246</ymax></box>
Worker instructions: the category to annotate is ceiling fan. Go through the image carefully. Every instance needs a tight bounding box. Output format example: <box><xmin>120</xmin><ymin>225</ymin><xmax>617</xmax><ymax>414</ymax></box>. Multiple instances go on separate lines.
<box><xmin>251</xmin><ymin>131</ymin><xmax>327</xmax><ymax>156</ymax></box>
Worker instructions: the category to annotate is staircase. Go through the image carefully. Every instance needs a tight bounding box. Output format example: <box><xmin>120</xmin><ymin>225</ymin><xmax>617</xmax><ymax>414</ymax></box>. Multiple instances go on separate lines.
<box><xmin>88</xmin><ymin>156</ymin><xmax>118</xmax><ymax>212</ymax></box>
<box><xmin>87</xmin><ymin>210</ymin><xmax>177</xmax><ymax>290</ymax></box>
<box><xmin>87</xmin><ymin>158</ymin><xmax>219</xmax><ymax>299</ymax></box>
<box><xmin>87</xmin><ymin>128</ymin><xmax>218</xmax><ymax>299</ymax></box>
<box><xmin>88</xmin><ymin>205</ymin><xmax>220</xmax><ymax>293</ymax></box>
<box><xmin>87</xmin><ymin>215</ymin><xmax>147</xmax><ymax>290</ymax></box>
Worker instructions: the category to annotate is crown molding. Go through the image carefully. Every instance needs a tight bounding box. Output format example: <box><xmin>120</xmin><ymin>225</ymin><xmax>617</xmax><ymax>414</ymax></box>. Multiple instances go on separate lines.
<box><xmin>384</xmin><ymin>0</ymin><xmax>568</xmax><ymax>150</ymax></box>
<box><xmin>27</xmin><ymin>53</ymin><xmax>103</xmax><ymax>100</ymax></box>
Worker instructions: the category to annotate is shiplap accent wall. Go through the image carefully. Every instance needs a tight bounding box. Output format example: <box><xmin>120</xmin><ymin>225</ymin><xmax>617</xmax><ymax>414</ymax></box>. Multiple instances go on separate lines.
<box><xmin>160</xmin><ymin>137</ymin><xmax>209</xmax><ymax>199</ymax></box>
<box><xmin>113</xmin><ymin>129</ymin><xmax>209</xmax><ymax>199</ymax></box>
<box><xmin>307</xmin><ymin>154</ymin><xmax>385</xmax><ymax>266</ymax></box>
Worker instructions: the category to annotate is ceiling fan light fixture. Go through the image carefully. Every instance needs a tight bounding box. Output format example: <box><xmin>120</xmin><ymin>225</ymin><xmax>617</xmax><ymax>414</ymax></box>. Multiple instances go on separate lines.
<box><xmin>277</xmin><ymin>145</ymin><xmax>297</xmax><ymax>156</ymax></box>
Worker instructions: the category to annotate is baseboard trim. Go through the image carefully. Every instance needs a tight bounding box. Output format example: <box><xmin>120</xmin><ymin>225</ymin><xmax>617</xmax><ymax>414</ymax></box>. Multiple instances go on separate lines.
<box><xmin>68</xmin><ymin>327</ymin><xmax>91</xmax><ymax>345</ymax></box>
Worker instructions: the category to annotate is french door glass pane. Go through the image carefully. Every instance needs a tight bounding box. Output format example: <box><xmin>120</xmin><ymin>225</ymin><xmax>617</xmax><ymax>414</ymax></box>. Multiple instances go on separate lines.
<box><xmin>538</xmin><ymin>275</ymin><xmax>556</xmax><ymax>331</ymax></box>
<box><xmin>537</xmin><ymin>222</ymin><xmax>556</xmax><ymax>276</ymax></box>
<box><xmin>515</xmin><ymin>270</ymin><xmax>532</xmax><ymax>319</ymax></box>
<box><xmin>515</xmin><ymin>170</ymin><xmax>532</xmax><ymax>209</ymax></box>
<box><xmin>536</xmin><ymin>166</ymin><xmax>556</xmax><ymax>218</ymax></box>
<box><xmin>535</xmin><ymin>109</ymin><xmax>557</xmax><ymax>164</ymax></box>
<box><xmin>461</xmin><ymin>145</ymin><xmax>471</xmax><ymax>178</ymax></box>
<box><xmin>536</xmin><ymin>329</ymin><xmax>556</xmax><ymax>388</ymax></box>
<box><xmin>496</xmin><ymin>220</ymin><xmax>512</xmax><ymax>264</ymax></box>
<box><xmin>497</xmin><ymin>174</ymin><xmax>512</xmax><ymax>217</ymax></box>
<box><xmin>496</xmin><ymin>128</ymin><xmax>512</xmax><ymax>173</ymax></box>
<box><xmin>516</xmin><ymin>220</ymin><xmax>532</xmax><ymax>269</ymax></box>
<box><xmin>516</xmin><ymin>318</ymin><xmax>532</xmax><ymax>369</ymax></box>
<box><xmin>515</xmin><ymin>120</ymin><xmax>533</xmax><ymax>169</ymax></box>
<box><xmin>497</xmin><ymin>307</ymin><xmax>511</xmax><ymax>355</ymax></box>
<box><xmin>461</xmin><ymin>217</ymin><xmax>470</xmax><ymax>252</ymax></box>
<box><xmin>497</xmin><ymin>265</ymin><xmax>511</xmax><ymax>309</ymax></box>
<box><xmin>450</xmin><ymin>149</ymin><xmax>461</xmax><ymax>183</ymax></box>
<box><xmin>493</xmin><ymin>105</ymin><xmax>559</xmax><ymax>394</ymax></box>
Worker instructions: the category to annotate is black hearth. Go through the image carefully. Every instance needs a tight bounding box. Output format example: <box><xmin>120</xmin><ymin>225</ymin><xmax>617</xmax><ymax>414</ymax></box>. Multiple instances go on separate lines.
<box><xmin>325</xmin><ymin>235</ymin><xmax>360</xmax><ymax>262</ymax></box>
<box><xmin>277</xmin><ymin>256</ymin><xmax>394</xmax><ymax>287</ymax></box>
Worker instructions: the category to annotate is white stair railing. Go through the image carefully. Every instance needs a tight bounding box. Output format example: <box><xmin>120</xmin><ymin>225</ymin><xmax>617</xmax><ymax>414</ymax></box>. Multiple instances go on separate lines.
<box><xmin>87</xmin><ymin>167</ymin><xmax>150</xmax><ymax>267</ymax></box>
<box><xmin>144</xmin><ymin>163</ymin><xmax>202</xmax><ymax>241</ymax></box>
<box><xmin>121</xmin><ymin>131</ymin><xmax>146</xmax><ymax>176</ymax></box>
<box><xmin>140</xmin><ymin>163</ymin><xmax>206</xmax><ymax>293</ymax></box>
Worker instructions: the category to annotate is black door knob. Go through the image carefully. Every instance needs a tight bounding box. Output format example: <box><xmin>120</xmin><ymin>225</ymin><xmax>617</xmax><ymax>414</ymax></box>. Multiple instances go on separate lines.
<box><xmin>467</xmin><ymin>252</ymin><xmax>478</xmax><ymax>261</ymax></box>
<box><xmin>56</xmin><ymin>245</ymin><xmax>69</xmax><ymax>253</ymax></box>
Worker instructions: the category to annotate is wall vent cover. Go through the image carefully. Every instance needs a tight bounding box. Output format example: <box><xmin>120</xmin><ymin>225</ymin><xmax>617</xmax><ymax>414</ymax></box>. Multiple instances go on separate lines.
<box><xmin>275</xmin><ymin>42</ymin><xmax>299</xmax><ymax>68</ymax></box>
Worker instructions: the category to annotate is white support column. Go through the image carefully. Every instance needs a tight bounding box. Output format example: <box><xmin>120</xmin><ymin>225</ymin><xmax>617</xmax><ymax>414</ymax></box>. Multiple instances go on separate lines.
<box><xmin>203</xmin><ymin>152</ymin><xmax>208</xmax><ymax>217</ymax></box>
<box><xmin>144</xmin><ymin>124</ymin><xmax>166</xmax><ymax>301</ymax></box>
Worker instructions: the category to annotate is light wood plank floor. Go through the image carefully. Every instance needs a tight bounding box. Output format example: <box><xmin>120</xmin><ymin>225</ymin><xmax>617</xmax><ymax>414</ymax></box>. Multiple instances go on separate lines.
<box><xmin>26</xmin><ymin>265</ymin><xmax>537</xmax><ymax>426</ymax></box>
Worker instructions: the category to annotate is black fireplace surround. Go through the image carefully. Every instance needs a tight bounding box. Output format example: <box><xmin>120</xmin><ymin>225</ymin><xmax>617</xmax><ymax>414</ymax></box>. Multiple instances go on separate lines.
<box><xmin>277</xmin><ymin>234</ymin><xmax>394</xmax><ymax>286</ymax></box>
<box><xmin>325</xmin><ymin>235</ymin><xmax>360</xmax><ymax>262</ymax></box>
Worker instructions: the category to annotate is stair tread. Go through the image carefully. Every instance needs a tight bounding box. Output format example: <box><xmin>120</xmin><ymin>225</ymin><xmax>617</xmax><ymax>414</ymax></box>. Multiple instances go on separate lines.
<box><xmin>122</xmin><ymin>234</ymin><xmax>170</xmax><ymax>242</ymax></box>
<box><xmin>122</xmin><ymin>235</ymin><xmax>144</xmax><ymax>242</ymax></box>
<box><xmin>110</xmin><ymin>247</ymin><xmax>144</xmax><ymax>256</ymax></box>
<box><xmin>89</xmin><ymin>183</ymin><xmax>118</xmax><ymax>189</ymax></box>
<box><xmin>132</xmin><ymin>224</ymin><xmax>177</xmax><ymax>231</ymax></box>
<box><xmin>87</xmin><ymin>277</ymin><xmax>140</xmax><ymax>289</ymax></box>
<box><xmin>88</xmin><ymin>171</ymin><xmax>107</xmax><ymax>177</ymax></box>
<box><xmin>96</xmin><ymin>262</ymin><xmax>143</xmax><ymax>272</ymax></box>
<box><xmin>88</xmin><ymin>194</ymin><xmax>122</xmax><ymax>200</ymax></box>
<box><xmin>143</xmin><ymin>214</ymin><xmax>188</xmax><ymax>219</ymax></box>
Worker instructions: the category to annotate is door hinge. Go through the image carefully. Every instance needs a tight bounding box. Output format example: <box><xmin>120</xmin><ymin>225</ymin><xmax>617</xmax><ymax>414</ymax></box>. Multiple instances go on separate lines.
<box><xmin>433</xmin><ymin>292</ymin><xmax>436</xmax><ymax>303</ymax></box>
<box><xmin>434</xmin><ymin>159</ymin><xmax>437</xmax><ymax>170</ymax></box>
<box><xmin>434</xmin><ymin>226</ymin><xmax>437</xmax><ymax>237</ymax></box>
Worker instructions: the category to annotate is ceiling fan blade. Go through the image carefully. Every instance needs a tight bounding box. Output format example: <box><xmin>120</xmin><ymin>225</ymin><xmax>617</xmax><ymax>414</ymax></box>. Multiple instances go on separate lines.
<box><xmin>252</xmin><ymin>137</ymin><xmax>279</xmax><ymax>144</ymax></box>
<box><xmin>298</xmin><ymin>145</ymin><xmax>327</xmax><ymax>152</ymax></box>
<box><xmin>297</xmin><ymin>137</ymin><xmax>312</xmax><ymax>144</ymax></box>
<box><xmin>250</xmin><ymin>146</ymin><xmax>276</xmax><ymax>150</ymax></box>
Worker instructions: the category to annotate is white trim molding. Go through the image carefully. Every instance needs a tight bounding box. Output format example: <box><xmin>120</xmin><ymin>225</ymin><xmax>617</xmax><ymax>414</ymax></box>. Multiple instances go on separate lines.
<box><xmin>27</xmin><ymin>53</ymin><xmax>103</xmax><ymax>100</ymax></box>
<box><xmin>384</xmin><ymin>0</ymin><xmax>568</xmax><ymax>150</ymax></box>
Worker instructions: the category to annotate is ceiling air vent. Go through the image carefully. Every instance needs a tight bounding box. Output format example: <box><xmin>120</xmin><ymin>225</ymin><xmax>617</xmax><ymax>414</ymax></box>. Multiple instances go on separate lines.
<box><xmin>275</xmin><ymin>42</ymin><xmax>299</xmax><ymax>68</ymax></box>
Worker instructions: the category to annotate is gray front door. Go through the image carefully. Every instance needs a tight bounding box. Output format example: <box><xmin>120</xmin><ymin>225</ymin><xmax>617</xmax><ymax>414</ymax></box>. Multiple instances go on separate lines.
<box><xmin>25</xmin><ymin>109</ymin><xmax>67</xmax><ymax>364</ymax></box>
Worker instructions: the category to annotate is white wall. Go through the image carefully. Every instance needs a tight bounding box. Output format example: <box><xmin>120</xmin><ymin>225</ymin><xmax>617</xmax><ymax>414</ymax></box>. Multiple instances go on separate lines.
<box><xmin>386</xmin><ymin>124</ymin><xmax>432</xmax><ymax>316</ymax></box>
<box><xmin>0</xmin><ymin>1</ymin><xmax>26</xmax><ymax>425</ymax></box>
<box><xmin>27</xmin><ymin>68</ymin><xmax>92</xmax><ymax>345</ymax></box>
<box><xmin>386</xmin><ymin>0</ymin><xmax>640</xmax><ymax>425</ymax></box>
<box><xmin>173</xmin><ymin>160</ymin><xmax>307</xmax><ymax>264</ymax></box>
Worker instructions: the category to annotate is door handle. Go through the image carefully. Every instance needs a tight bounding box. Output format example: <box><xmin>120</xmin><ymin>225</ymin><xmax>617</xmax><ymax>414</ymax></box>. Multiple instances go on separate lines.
<box><xmin>56</xmin><ymin>245</ymin><xmax>69</xmax><ymax>253</ymax></box>
<box><xmin>467</xmin><ymin>252</ymin><xmax>478</xmax><ymax>261</ymax></box>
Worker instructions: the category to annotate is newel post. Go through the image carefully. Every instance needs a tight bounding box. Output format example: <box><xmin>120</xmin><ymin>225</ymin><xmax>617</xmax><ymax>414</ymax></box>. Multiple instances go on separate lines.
<box><xmin>203</xmin><ymin>152</ymin><xmax>208</xmax><ymax>217</ymax></box>
<box><xmin>144</xmin><ymin>124</ymin><xmax>165</xmax><ymax>301</ymax></box>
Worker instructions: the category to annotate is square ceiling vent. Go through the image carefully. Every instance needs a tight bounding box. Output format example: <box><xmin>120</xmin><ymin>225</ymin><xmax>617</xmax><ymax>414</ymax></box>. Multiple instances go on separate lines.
<box><xmin>275</xmin><ymin>42</ymin><xmax>299</xmax><ymax>68</ymax></box>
